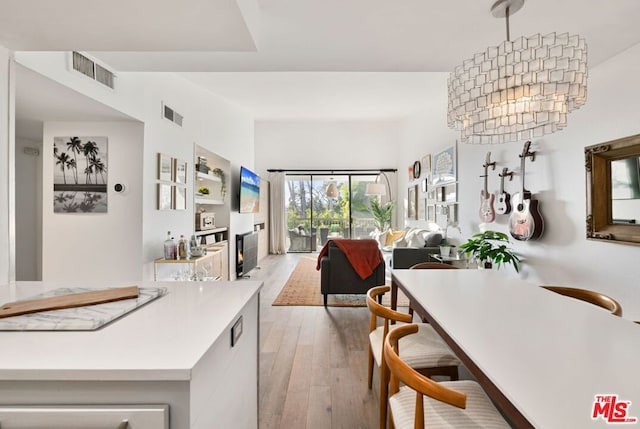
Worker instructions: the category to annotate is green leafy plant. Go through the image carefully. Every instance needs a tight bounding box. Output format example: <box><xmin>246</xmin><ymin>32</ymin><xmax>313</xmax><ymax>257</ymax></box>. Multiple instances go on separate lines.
<box><xmin>458</xmin><ymin>230</ymin><xmax>520</xmax><ymax>272</ymax></box>
<box><xmin>198</xmin><ymin>186</ymin><xmax>210</xmax><ymax>195</ymax></box>
<box><xmin>369</xmin><ymin>198</ymin><xmax>394</xmax><ymax>232</ymax></box>
<box><xmin>211</xmin><ymin>168</ymin><xmax>226</xmax><ymax>197</ymax></box>
<box><xmin>330</xmin><ymin>223</ymin><xmax>342</xmax><ymax>234</ymax></box>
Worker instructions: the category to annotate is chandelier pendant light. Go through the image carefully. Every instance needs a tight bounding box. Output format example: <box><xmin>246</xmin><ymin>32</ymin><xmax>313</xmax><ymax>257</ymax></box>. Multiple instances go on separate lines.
<box><xmin>447</xmin><ymin>0</ymin><xmax>588</xmax><ymax>144</ymax></box>
<box><xmin>326</xmin><ymin>179</ymin><xmax>339</xmax><ymax>198</ymax></box>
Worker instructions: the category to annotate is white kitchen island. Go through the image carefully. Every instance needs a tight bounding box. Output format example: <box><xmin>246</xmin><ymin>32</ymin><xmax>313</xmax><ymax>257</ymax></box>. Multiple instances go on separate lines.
<box><xmin>0</xmin><ymin>280</ymin><xmax>262</xmax><ymax>429</ymax></box>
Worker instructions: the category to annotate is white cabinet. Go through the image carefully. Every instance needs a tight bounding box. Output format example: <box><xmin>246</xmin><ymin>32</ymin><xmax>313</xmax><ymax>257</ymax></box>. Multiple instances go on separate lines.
<box><xmin>0</xmin><ymin>405</ymin><xmax>168</xmax><ymax>428</ymax></box>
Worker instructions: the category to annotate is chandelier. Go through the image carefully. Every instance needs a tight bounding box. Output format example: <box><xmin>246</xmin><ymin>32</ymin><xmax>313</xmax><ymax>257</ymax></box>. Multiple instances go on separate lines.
<box><xmin>447</xmin><ymin>0</ymin><xmax>587</xmax><ymax>144</ymax></box>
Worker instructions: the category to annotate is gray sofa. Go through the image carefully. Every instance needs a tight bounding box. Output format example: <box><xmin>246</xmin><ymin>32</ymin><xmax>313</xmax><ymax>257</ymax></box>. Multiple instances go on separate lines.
<box><xmin>391</xmin><ymin>231</ymin><xmax>444</xmax><ymax>269</ymax></box>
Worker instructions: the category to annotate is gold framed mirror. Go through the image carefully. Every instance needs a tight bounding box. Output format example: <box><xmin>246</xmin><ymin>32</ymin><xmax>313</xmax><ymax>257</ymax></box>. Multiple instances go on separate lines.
<box><xmin>585</xmin><ymin>134</ymin><xmax>640</xmax><ymax>244</ymax></box>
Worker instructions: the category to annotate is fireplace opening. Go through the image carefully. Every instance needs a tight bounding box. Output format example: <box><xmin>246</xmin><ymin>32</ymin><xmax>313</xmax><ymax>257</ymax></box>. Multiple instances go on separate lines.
<box><xmin>236</xmin><ymin>232</ymin><xmax>258</xmax><ymax>278</ymax></box>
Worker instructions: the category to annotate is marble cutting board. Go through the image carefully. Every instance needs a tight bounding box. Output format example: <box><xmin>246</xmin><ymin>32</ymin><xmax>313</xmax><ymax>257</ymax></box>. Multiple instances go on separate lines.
<box><xmin>0</xmin><ymin>287</ymin><xmax>167</xmax><ymax>331</ymax></box>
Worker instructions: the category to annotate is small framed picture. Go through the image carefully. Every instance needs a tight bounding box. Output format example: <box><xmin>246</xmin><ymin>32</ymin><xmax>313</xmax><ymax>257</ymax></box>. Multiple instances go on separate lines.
<box><xmin>173</xmin><ymin>186</ymin><xmax>187</xmax><ymax>210</ymax></box>
<box><xmin>444</xmin><ymin>183</ymin><xmax>457</xmax><ymax>203</ymax></box>
<box><xmin>448</xmin><ymin>203</ymin><xmax>459</xmax><ymax>224</ymax></box>
<box><xmin>421</xmin><ymin>154</ymin><xmax>432</xmax><ymax>183</ymax></box>
<box><xmin>158</xmin><ymin>153</ymin><xmax>173</xmax><ymax>182</ymax></box>
<box><xmin>174</xmin><ymin>159</ymin><xmax>187</xmax><ymax>184</ymax></box>
<box><xmin>157</xmin><ymin>183</ymin><xmax>172</xmax><ymax>210</ymax></box>
<box><xmin>427</xmin><ymin>188</ymin><xmax>436</xmax><ymax>202</ymax></box>
<box><xmin>407</xmin><ymin>185</ymin><xmax>418</xmax><ymax>219</ymax></box>
<box><xmin>421</xmin><ymin>178</ymin><xmax>428</xmax><ymax>193</ymax></box>
<box><xmin>427</xmin><ymin>204</ymin><xmax>436</xmax><ymax>222</ymax></box>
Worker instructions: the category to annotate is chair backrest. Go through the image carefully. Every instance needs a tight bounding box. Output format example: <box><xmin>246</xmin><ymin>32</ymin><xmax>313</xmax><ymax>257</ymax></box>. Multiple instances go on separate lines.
<box><xmin>410</xmin><ymin>262</ymin><xmax>459</xmax><ymax>270</ymax></box>
<box><xmin>384</xmin><ymin>324</ymin><xmax>466</xmax><ymax>429</ymax></box>
<box><xmin>366</xmin><ymin>286</ymin><xmax>412</xmax><ymax>337</ymax></box>
<box><xmin>541</xmin><ymin>286</ymin><xmax>622</xmax><ymax>317</ymax></box>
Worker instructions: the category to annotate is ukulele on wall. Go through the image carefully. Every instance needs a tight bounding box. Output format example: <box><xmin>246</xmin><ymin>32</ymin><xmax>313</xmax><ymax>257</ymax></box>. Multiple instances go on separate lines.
<box><xmin>509</xmin><ymin>141</ymin><xmax>544</xmax><ymax>240</ymax></box>
<box><xmin>495</xmin><ymin>167</ymin><xmax>513</xmax><ymax>215</ymax></box>
<box><xmin>479</xmin><ymin>152</ymin><xmax>496</xmax><ymax>223</ymax></box>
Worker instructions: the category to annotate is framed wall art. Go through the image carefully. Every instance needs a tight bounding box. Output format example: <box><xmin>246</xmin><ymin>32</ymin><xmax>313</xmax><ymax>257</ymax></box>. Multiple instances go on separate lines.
<box><xmin>173</xmin><ymin>158</ymin><xmax>187</xmax><ymax>184</ymax></box>
<box><xmin>157</xmin><ymin>183</ymin><xmax>172</xmax><ymax>210</ymax></box>
<box><xmin>173</xmin><ymin>186</ymin><xmax>187</xmax><ymax>210</ymax></box>
<box><xmin>407</xmin><ymin>185</ymin><xmax>418</xmax><ymax>219</ymax></box>
<box><xmin>444</xmin><ymin>183</ymin><xmax>457</xmax><ymax>203</ymax></box>
<box><xmin>427</xmin><ymin>204</ymin><xmax>436</xmax><ymax>222</ymax></box>
<box><xmin>158</xmin><ymin>153</ymin><xmax>173</xmax><ymax>182</ymax></box>
<box><xmin>421</xmin><ymin>154</ymin><xmax>432</xmax><ymax>184</ymax></box>
<box><xmin>53</xmin><ymin>136</ymin><xmax>108</xmax><ymax>214</ymax></box>
<box><xmin>432</xmin><ymin>144</ymin><xmax>457</xmax><ymax>185</ymax></box>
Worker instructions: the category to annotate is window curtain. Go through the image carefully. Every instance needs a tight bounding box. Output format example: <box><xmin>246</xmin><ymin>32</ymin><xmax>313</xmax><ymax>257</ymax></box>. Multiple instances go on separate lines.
<box><xmin>269</xmin><ymin>172</ymin><xmax>287</xmax><ymax>254</ymax></box>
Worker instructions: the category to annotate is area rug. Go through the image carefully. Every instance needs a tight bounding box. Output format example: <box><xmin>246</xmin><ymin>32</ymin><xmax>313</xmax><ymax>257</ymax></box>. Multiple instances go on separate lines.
<box><xmin>272</xmin><ymin>256</ymin><xmax>410</xmax><ymax>307</ymax></box>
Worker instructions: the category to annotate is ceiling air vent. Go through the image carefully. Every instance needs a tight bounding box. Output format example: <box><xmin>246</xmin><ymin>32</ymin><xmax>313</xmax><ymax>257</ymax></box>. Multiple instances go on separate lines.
<box><xmin>71</xmin><ymin>51</ymin><xmax>115</xmax><ymax>90</ymax></box>
<box><xmin>162</xmin><ymin>103</ymin><xmax>184</xmax><ymax>127</ymax></box>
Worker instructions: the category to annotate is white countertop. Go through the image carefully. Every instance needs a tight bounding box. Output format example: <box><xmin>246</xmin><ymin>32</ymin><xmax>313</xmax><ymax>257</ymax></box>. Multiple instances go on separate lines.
<box><xmin>392</xmin><ymin>269</ymin><xmax>640</xmax><ymax>429</ymax></box>
<box><xmin>0</xmin><ymin>280</ymin><xmax>262</xmax><ymax>382</ymax></box>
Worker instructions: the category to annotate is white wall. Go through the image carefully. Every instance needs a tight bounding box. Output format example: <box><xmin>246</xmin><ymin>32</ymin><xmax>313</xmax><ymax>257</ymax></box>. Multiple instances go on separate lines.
<box><xmin>399</xmin><ymin>43</ymin><xmax>640</xmax><ymax>320</ymax></box>
<box><xmin>15</xmin><ymin>137</ymin><xmax>42</xmax><ymax>280</ymax></box>
<box><xmin>254</xmin><ymin>120</ymin><xmax>400</xmax><ymax>175</ymax></box>
<box><xmin>126</xmin><ymin>73</ymin><xmax>255</xmax><ymax>280</ymax></box>
<box><xmin>42</xmin><ymin>122</ymin><xmax>144</xmax><ymax>281</ymax></box>
<box><xmin>13</xmin><ymin>54</ymin><xmax>255</xmax><ymax>281</ymax></box>
<box><xmin>0</xmin><ymin>46</ymin><xmax>13</xmax><ymax>285</ymax></box>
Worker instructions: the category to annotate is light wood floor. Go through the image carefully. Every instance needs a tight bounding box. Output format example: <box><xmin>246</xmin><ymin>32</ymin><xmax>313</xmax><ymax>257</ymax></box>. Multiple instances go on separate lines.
<box><xmin>249</xmin><ymin>253</ymin><xmax>379</xmax><ymax>429</ymax></box>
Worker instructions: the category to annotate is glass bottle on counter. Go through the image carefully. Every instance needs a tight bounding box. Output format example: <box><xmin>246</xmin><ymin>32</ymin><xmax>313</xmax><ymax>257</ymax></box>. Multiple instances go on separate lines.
<box><xmin>178</xmin><ymin>235</ymin><xmax>188</xmax><ymax>259</ymax></box>
<box><xmin>164</xmin><ymin>231</ymin><xmax>176</xmax><ymax>260</ymax></box>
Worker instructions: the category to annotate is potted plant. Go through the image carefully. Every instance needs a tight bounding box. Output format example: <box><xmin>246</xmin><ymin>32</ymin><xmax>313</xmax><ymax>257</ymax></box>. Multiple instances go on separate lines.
<box><xmin>329</xmin><ymin>223</ymin><xmax>342</xmax><ymax>237</ymax></box>
<box><xmin>369</xmin><ymin>198</ymin><xmax>394</xmax><ymax>232</ymax></box>
<box><xmin>210</xmin><ymin>168</ymin><xmax>226</xmax><ymax>198</ymax></box>
<box><xmin>458</xmin><ymin>230</ymin><xmax>520</xmax><ymax>271</ymax></box>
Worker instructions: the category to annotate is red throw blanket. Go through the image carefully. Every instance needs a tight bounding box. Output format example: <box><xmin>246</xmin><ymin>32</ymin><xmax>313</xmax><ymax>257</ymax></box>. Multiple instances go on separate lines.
<box><xmin>316</xmin><ymin>239</ymin><xmax>383</xmax><ymax>280</ymax></box>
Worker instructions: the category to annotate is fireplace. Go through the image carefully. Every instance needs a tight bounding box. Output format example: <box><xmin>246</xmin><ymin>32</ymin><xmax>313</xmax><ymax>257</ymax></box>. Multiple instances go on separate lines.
<box><xmin>236</xmin><ymin>232</ymin><xmax>258</xmax><ymax>277</ymax></box>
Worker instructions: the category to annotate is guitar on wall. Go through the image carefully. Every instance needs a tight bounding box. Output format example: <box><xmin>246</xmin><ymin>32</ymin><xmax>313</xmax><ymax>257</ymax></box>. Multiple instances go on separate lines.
<box><xmin>479</xmin><ymin>152</ymin><xmax>496</xmax><ymax>223</ymax></box>
<box><xmin>494</xmin><ymin>167</ymin><xmax>513</xmax><ymax>215</ymax></box>
<box><xmin>509</xmin><ymin>141</ymin><xmax>544</xmax><ymax>240</ymax></box>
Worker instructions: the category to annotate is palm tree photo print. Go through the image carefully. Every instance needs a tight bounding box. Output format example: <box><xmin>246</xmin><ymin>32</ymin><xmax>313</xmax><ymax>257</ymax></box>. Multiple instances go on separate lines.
<box><xmin>53</xmin><ymin>136</ymin><xmax>108</xmax><ymax>213</ymax></box>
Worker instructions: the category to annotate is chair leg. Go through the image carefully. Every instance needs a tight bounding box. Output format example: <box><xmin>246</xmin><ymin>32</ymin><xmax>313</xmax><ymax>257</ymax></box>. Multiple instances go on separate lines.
<box><xmin>323</xmin><ymin>293</ymin><xmax>328</xmax><ymax>307</ymax></box>
<box><xmin>367</xmin><ymin>346</ymin><xmax>374</xmax><ymax>389</ymax></box>
<box><xmin>379</xmin><ymin>362</ymin><xmax>389</xmax><ymax>429</ymax></box>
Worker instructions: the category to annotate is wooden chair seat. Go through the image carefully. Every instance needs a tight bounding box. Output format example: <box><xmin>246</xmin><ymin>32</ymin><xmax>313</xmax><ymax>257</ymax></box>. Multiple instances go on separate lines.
<box><xmin>385</xmin><ymin>324</ymin><xmax>509</xmax><ymax>429</ymax></box>
<box><xmin>369</xmin><ymin>323</ymin><xmax>459</xmax><ymax>373</ymax></box>
<box><xmin>541</xmin><ymin>286</ymin><xmax>622</xmax><ymax>316</ymax></box>
<box><xmin>389</xmin><ymin>380</ymin><xmax>510</xmax><ymax>429</ymax></box>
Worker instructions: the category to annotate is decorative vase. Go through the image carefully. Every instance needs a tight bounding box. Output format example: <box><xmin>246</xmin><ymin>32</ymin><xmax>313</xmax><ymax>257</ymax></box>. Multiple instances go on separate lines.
<box><xmin>439</xmin><ymin>245</ymin><xmax>451</xmax><ymax>257</ymax></box>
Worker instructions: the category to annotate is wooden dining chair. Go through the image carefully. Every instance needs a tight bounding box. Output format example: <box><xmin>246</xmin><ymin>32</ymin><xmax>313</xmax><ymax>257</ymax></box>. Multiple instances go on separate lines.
<box><xmin>384</xmin><ymin>324</ymin><xmax>510</xmax><ymax>429</ymax></box>
<box><xmin>409</xmin><ymin>262</ymin><xmax>459</xmax><ymax>270</ymax></box>
<box><xmin>407</xmin><ymin>262</ymin><xmax>459</xmax><ymax>319</ymax></box>
<box><xmin>367</xmin><ymin>286</ymin><xmax>459</xmax><ymax>429</ymax></box>
<box><xmin>541</xmin><ymin>286</ymin><xmax>622</xmax><ymax>317</ymax></box>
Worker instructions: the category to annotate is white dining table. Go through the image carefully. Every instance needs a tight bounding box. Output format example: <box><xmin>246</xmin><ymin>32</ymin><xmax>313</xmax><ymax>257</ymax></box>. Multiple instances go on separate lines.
<box><xmin>391</xmin><ymin>269</ymin><xmax>640</xmax><ymax>429</ymax></box>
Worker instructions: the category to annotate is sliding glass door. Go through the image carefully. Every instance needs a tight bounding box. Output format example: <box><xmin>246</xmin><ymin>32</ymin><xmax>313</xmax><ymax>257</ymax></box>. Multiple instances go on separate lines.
<box><xmin>285</xmin><ymin>173</ymin><xmax>380</xmax><ymax>252</ymax></box>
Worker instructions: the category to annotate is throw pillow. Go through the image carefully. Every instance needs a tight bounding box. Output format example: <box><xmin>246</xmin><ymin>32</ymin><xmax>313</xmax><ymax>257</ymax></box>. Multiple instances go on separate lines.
<box><xmin>407</xmin><ymin>231</ymin><xmax>426</xmax><ymax>248</ymax></box>
<box><xmin>423</xmin><ymin>232</ymin><xmax>443</xmax><ymax>247</ymax></box>
<box><xmin>385</xmin><ymin>229</ymin><xmax>406</xmax><ymax>247</ymax></box>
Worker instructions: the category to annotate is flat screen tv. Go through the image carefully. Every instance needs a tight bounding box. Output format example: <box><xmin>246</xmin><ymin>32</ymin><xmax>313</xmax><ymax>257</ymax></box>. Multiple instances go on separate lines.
<box><xmin>239</xmin><ymin>166</ymin><xmax>260</xmax><ymax>213</ymax></box>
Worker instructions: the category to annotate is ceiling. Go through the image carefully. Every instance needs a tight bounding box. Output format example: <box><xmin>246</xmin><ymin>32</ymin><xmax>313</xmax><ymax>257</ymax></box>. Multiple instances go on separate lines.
<box><xmin>5</xmin><ymin>0</ymin><xmax>640</xmax><ymax>122</ymax></box>
<box><xmin>15</xmin><ymin>65</ymin><xmax>138</xmax><ymax>141</ymax></box>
